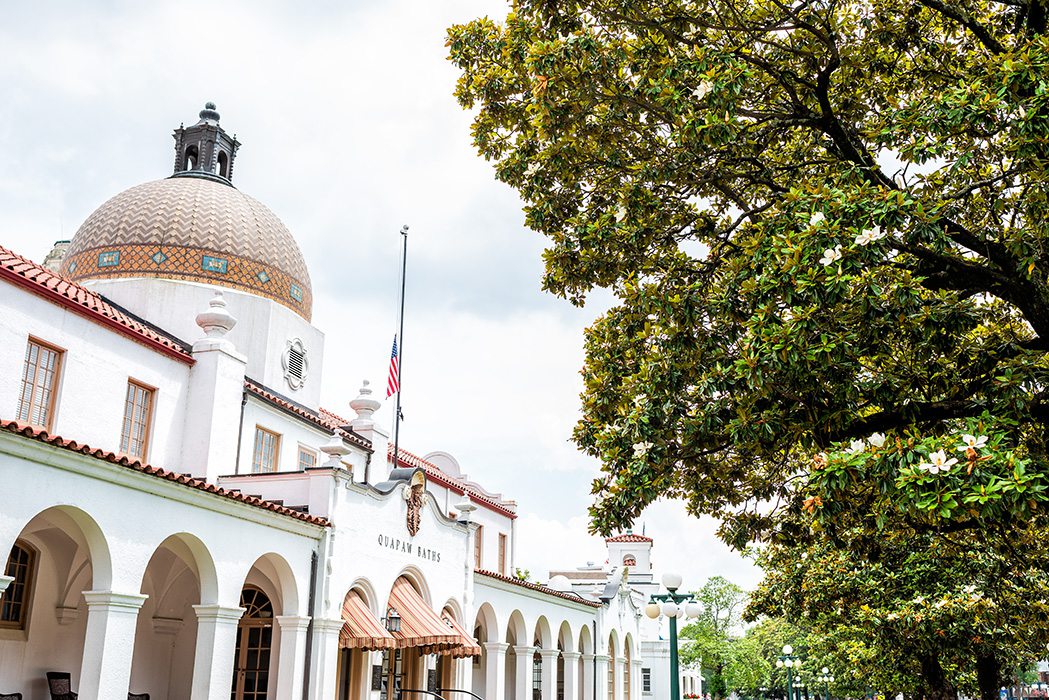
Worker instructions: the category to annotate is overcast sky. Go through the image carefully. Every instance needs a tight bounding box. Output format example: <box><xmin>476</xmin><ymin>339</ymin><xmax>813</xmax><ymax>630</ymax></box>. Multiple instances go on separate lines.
<box><xmin>0</xmin><ymin>0</ymin><xmax>760</xmax><ymax>591</ymax></box>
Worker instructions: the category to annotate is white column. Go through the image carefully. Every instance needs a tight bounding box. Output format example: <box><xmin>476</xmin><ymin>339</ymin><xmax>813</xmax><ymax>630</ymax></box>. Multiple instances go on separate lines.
<box><xmin>275</xmin><ymin>615</ymin><xmax>311</xmax><ymax>699</ymax></box>
<box><xmin>308</xmin><ymin>617</ymin><xmax>345</xmax><ymax>700</ymax></box>
<box><xmin>614</xmin><ymin>658</ymin><xmax>625</xmax><ymax>700</ymax></box>
<box><xmin>514</xmin><ymin>646</ymin><xmax>536</xmax><ymax>700</ymax></box>
<box><xmin>78</xmin><ymin>591</ymin><xmax>148</xmax><ymax>700</ymax></box>
<box><xmin>581</xmin><ymin>654</ymin><xmax>595</xmax><ymax>700</ymax></box>
<box><xmin>594</xmin><ymin>655</ymin><xmax>609</xmax><ymax>700</ymax></box>
<box><xmin>631</xmin><ymin>661</ymin><xmax>642</xmax><ymax>700</ymax></box>
<box><xmin>190</xmin><ymin>604</ymin><xmax>244</xmax><ymax>700</ymax></box>
<box><xmin>0</xmin><ymin>575</ymin><xmax>13</xmax><ymax>595</ymax></box>
<box><xmin>540</xmin><ymin>649</ymin><xmax>560</xmax><ymax>700</ymax></box>
<box><xmin>485</xmin><ymin>641</ymin><xmax>509</xmax><ymax>700</ymax></box>
<box><xmin>456</xmin><ymin>655</ymin><xmax>474</xmax><ymax>694</ymax></box>
<box><xmin>562</xmin><ymin>652</ymin><xmax>581</xmax><ymax>700</ymax></box>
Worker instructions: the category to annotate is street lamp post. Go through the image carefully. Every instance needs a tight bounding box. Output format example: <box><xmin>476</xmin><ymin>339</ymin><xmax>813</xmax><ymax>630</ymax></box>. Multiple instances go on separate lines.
<box><xmin>644</xmin><ymin>572</ymin><xmax>702</xmax><ymax>700</ymax></box>
<box><xmin>775</xmin><ymin>645</ymin><xmax>801</xmax><ymax>700</ymax></box>
<box><xmin>818</xmin><ymin>667</ymin><xmax>834</xmax><ymax>700</ymax></box>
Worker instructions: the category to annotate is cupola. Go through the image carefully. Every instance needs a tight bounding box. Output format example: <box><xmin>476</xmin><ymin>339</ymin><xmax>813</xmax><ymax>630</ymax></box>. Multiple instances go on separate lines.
<box><xmin>172</xmin><ymin>102</ymin><xmax>240</xmax><ymax>183</ymax></box>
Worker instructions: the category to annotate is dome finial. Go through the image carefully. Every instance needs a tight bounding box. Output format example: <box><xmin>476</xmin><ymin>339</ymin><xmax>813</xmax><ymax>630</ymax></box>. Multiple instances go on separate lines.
<box><xmin>199</xmin><ymin>102</ymin><xmax>221</xmax><ymax>122</ymax></box>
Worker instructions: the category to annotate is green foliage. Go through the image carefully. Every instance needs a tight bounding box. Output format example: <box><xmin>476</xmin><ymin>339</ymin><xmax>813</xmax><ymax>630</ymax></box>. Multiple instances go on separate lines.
<box><xmin>447</xmin><ymin>0</ymin><xmax>1049</xmax><ymax>546</ymax></box>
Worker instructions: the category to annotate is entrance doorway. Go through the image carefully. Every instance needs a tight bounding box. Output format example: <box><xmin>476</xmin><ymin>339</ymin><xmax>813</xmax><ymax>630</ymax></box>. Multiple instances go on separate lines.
<box><xmin>379</xmin><ymin>649</ymin><xmax>405</xmax><ymax>700</ymax></box>
<box><xmin>231</xmin><ymin>587</ymin><xmax>274</xmax><ymax>700</ymax></box>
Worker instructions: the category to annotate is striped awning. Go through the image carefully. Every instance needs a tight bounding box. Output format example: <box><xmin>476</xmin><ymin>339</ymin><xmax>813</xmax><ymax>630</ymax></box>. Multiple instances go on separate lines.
<box><xmin>339</xmin><ymin>592</ymin><xmax>396</xmax><ymax>650</ymax></box>
<box><xmin>440</xmin><ymin>613</ymin><xmax>482</xmax><ymax>658</ymax></box>
<box><xmin>388</xmin><ymin>578</ymin><xmax>461</xmax><ymax>651</ymax></box>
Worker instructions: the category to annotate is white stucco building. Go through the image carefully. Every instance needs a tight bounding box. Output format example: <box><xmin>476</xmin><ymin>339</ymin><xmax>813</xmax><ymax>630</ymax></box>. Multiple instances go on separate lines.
<box><xmin>0</xmin><ymin>104</ymin><xmax>699</xmax><ymax>700</ymax></box>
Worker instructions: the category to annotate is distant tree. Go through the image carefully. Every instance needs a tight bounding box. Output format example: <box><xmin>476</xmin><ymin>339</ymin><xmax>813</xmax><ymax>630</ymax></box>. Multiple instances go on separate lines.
<box><xmin>514</xmin><ymin>567</ymin><xmax>532</xmax><ymax>582</ymax></box>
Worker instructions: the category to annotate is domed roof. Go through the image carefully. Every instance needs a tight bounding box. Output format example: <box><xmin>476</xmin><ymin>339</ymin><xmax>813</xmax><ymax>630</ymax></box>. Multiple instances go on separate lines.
<box><xmin>63</xmin><ymin>177</ymin><xmax>312</xmax><ymax>319</ymax></box>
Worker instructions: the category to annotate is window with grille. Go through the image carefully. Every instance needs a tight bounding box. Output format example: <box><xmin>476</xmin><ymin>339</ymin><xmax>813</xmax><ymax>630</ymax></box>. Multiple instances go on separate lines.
<box><xmin>608</xmin><ymin>651</ymin><xmax>615</xmax><ymax>700</ymax></box>
<box><xmin>120</xmin><ymin>381</ymin><xmax>154</xmax><ymax>460</ymax></box>
<box><xmin>252</xmin><ymin>427</ymin><xmax>281</xmax><ymax>473</ymax></box>
<box><xmin>474</xmin><ymin>525</ymin><xmax>483</xmax><ymax>569</ymax></box>
<box><xmin>498</xmin><ymin>533</ymin><xmax>507</xmax><ymax>575</ymax></box>
<box><xmin>533</xmin><ymin>651</ymin><xmax>543</xmax><ymax>700</ymax></box>
<box><xmin>624</xmin><ymin>649</ymin><xmax>632</xmax><ymax>700</ymax></box>
<box><xmin>297</xmin><ymin>446</ymin><xmax>318</xmax><ymax>471</ymax></box>
<box><xmin>642</xmin><ymin>668</ymin><xmax>652</xmax><ymax>694</ymax></box>
<box><xmin>17</xmin><ymin>338</ymin><xmax>63</xmax><ymax>430</ymax></box>
<box><xmin>1</xmin><ymin>542</ymin><xmax>35</xmax><ymax>630</ymax></box>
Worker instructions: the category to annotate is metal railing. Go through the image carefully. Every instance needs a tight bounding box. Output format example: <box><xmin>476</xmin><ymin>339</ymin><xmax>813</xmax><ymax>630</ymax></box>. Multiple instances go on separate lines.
<box><xmin>397</xmin><ymin>690</ymin><xmax>448</xmax><ymax>700</ymax></box>
<box><xmin>437</xmin><ymin>689</ymin><xmax>486</xmax><ymax>700</ymax></box>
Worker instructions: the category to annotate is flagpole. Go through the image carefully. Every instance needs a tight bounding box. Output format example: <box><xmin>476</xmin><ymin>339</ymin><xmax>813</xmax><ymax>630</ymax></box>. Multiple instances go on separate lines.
<box><xmin>392</xmin><ymin>224</ymin><xmax>408</xmax><ymax>471</ymax></box>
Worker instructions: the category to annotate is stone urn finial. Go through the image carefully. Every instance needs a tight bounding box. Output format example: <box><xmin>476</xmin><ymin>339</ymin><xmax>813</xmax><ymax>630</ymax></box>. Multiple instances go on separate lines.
<box><xmin>319</xmin><ymin>431</ymin><xmax>351</xmax><ymax>469</ymax></box>
<box><xmin>196</xmin><ymin>291</ymin><xmax>237</xmax><ymax>339</ymax></box>
<box><xmin>350</xmin><ymin>379</ymin><xmax>381</xmax><ymax>430</ymax></box>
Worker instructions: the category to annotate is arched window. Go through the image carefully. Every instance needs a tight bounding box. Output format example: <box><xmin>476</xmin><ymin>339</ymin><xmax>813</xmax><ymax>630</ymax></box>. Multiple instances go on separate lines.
<box><xmin>184</xmin><ymin>145</ymin><xmax>199</xmax><ymax>171</ymax></box>
<box><xmin>608</xmin><ymin>643</ymin><xmax>615</xmax><ymax>700</ymax></box>
<box><xmin>232</xmin><ymin>586</ymin><xmax>274</xmax><ymax>700</ymax></box>
<box><xmin>623</xmin><ymin>555</ymin><xmax>636</xmax><ymax>567</ymax></box>
<box><xmin>218</xmin><ymin>151</ymin><xmax>229</xmax><ymax>178</ymax></box>
<box><xmin>1</xmin><ymin>541</ymin><xmax>37</xmax><ymax>630</ymax></box>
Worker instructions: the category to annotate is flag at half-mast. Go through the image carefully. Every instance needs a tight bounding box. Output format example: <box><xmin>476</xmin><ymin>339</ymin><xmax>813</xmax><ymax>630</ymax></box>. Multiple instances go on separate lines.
<box><xmin>386</xmin><ymin>335</ymin><xmax>400</xmax><ymax>398</ymax></box>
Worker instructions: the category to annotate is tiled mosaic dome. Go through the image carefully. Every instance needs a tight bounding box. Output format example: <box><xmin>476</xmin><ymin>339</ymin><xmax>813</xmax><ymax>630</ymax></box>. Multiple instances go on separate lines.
<box><xmin>63</xmin><ymin>177</ymin><xmax>313</xmax><ymax>319</ymax></box>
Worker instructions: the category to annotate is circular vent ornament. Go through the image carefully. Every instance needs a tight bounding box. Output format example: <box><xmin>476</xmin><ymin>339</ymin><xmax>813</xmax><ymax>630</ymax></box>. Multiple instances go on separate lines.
<box><xmin>282</xmin><ymin>338</ymin><xmax>309</xmax><ymax>390</ymax></box>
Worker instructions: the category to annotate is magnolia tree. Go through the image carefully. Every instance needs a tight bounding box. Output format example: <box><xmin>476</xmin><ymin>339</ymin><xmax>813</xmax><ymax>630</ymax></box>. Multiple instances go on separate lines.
<box><xmin>448</xmin><ymin>0</ymin><xmax>1049</xmax><ymax>692</ymax></box>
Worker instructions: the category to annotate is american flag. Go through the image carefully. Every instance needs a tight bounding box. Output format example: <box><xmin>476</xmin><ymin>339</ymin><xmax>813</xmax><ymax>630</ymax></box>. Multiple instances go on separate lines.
<box><xmin>386</xmin><ymin>335</ymin><xmax>400</xmax><ymax>398</ymax></box>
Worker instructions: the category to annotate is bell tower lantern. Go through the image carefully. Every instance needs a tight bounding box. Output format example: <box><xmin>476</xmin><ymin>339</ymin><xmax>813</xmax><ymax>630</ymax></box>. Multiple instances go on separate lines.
<box><xmin>172</xmin><ymin>102</ymin><xmax>240</xmax><ymax>183</ymax></box>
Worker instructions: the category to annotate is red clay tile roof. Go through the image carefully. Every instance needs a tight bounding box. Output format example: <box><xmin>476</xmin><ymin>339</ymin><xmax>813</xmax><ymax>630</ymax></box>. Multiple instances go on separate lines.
<box><xmin>245</xmin><ymin>379</ymin><xmax>372</xmax><ymax>450</ymax></box>
<box><xmin>0</xmin><ymin>244</ymin><xmax>193</xmax><ymax>363</ymax></box>
<box><xmin>392</xmin><ymin>447</ymin><xmax>517</xmax><ymax>520</ymax></box>
<box><xmin>475</xmin><ymin>569</ymin><xmax>603</xmax><ymax>608</ymax></box>
<box><xmin>0</xmin><ymin>419</ymin><xmax>329</xmax><ymax>527</ymax></box>
<box><xmin>605</xmin><ymin>533</ymin><xmax>653</xmax><ymax>543</ymax></box>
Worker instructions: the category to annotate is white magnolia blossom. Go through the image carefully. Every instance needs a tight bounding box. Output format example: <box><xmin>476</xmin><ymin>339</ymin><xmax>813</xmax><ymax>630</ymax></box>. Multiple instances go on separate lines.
<box><xmin>846</xmin><ymin>439</ymin><xmax>866</xmax><ymax>454</ymax></box>
<box><xmin>868</xmin><ymin>432</ymin><xmax>887</xmax><ymax>448</ymax></box>
<box><xmin>524</xmin><ymin>162</ymin><xmax>540</xmax><ymax>177</ymax></box>
<box><xmin>917</xmin><ymin>449</ymin><xmax>958</xmax><ymax>475</ymax></box>
<box><xmin>692</xmin><ymin>81</ymin><xmax>713</xmax><ymax>100</ymax></box>
<box><xmin>956</xmin><ymin>434</ymin><xmax>989</xmax><ymax>452</ymax></box>
<box><xmin>632</xmin><ymin>441</ymin><xmax>653</xmax><ymax>458</ymax></box>
<box><xmin>809</xmin><ymin>211</ymin><xmax>826</xmax><ymax>226</ymax></box>
<box><xmin>819</xmin><ymin>245</ymin><xmax>843</xmax><ymax>266</ymax></box>
<box><xmin>615</xmin><ymin>204</ymin><xmax>628</xmax><ymax>223</ymax></box>
<box><xmin>854</xmin><ymin>225</ymin><xmax>887</xmax><ymax>246</ymax></box>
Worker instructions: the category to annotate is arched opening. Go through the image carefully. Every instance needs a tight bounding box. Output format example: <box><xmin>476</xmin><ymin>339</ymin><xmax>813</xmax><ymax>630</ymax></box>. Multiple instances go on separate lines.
<box><xmin>130</xmin><ymin>533</ymin><xmax>216</xmax><ymax>700</ymax></box>
<box><xmin>472</xmin><ymin>603</ymin><xmax>498</xmax><ymax>698</ymax></box>
<box><xmin>0</xmin><ymin>506</ymin><xmax>111</xmax><ymax>698</ymax></box>
<box><xmin>184</xmin><ymin>145</ymin><xmax>199</xmax><ymax>171</ymax></box>
<box><xmin>577</xmin><ymin>625</ymin><xmax>594</xmax><ymax>700</ymax></box>
<box><xmin>607</xmin><ymin>633</ymin><xmax>617</xmax><ymax>700</ymax></box>
<box><xmin>218</xmin><ymin>151</ymin><xmax>229</xmax><ymax>178</ymax></box>
<box><xmin>557</xmin><ymin>621</ymin><xmax>573</xmax><ymax>700</ymax></box>
<box><xmin>231</xmin><ymin>586</ymin><xmax>274</xmax><ymax>700</ymax></box>
<box><xmin>505</xmin><ymin>611</ymin><xmax>527</xmax><ymax>700</ymax></box>
<box><xmin>532</xmin><ymin>647</ymin><xmax>543</xmax><ymax>700</ymax></box>
<box><xmin>622</xmin><ymin>555</ymin><xmax>636</xmax><ymax>567</ymax></box>
<box><xmin>623</xmin><ymin>639</ymin><xmax>632</xmax><ymax>700</ymax></box>
<box><xmin>336</xmin><ymin>582</ymin><xmax>388</xmax><ymax>700</ymax></box>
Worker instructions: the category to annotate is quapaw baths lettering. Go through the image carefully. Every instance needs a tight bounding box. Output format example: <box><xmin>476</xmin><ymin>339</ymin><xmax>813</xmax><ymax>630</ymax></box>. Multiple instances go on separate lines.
<box><xmin>378</xmin><ymin>534</ymin><xmax>442</xmax><ymax>562</ymax></box>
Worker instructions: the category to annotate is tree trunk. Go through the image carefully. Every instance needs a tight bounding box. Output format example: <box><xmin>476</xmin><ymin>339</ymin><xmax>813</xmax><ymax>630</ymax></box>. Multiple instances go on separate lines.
<box><xmin>920</xmin><ymin>655</ymin><xmax>958</xmax><ymax>700</ymax></box>
<box><xmin>976</xmin><ymin>654</ymin><xmax>1002</xmax><ymax>700</ymax></box>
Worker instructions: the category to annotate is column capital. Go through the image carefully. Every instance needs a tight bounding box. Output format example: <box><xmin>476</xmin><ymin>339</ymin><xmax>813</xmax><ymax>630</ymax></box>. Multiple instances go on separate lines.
<box><xmin>276</xmin><ymin>615</ymin><xmax>312</xmax><ymax>632</ymax></box>
<box><xmin>484</xmin><ymin>641</ymin><xmax>510</xmax><ymax>654</ymax></box>
<box><xmin>562</xmin><ymin>651</ymin><xmax>582</xmax><ymax>661</ymax></box>
<box><xmin>82</xmin><ymin>590</ymin><xmax>148</xmax><ymax>611</ymax></box>
<box><xmin>0</xmin><ymin>575</ymin><xmax>14</xmax><ymax>594</ymax></box>
<box><xmin>192</xmin><ymin>604</ymin><xmax>244</xmax><ymax>622</ymax></box>
<box><xmin>581</xmin><ymin>653</ymin><xmax>596</xmax><ymax>662</ymax></box>
<box><xmin>313</xmin><ymin>616</ymin><xmax>346</xmax><ymax>634</ymax></box>
<box><xmin>513</xmin><ymin>644</ymin><xmax>537</xmax><ymax>656</ymax></box>
<box><xmin>539</xmin><ymin>648</ymin><xmax>561</xmax><ymax>660</ymax></box>
<box><xmin>595</xmin><ymin>654</ymin><xmax>610</xmax><ymax>664</ymax></box>
<box><xmin>615</xmin><ymin>657</ymin><xmax>627</xmax><ymax>667</ymax></box>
